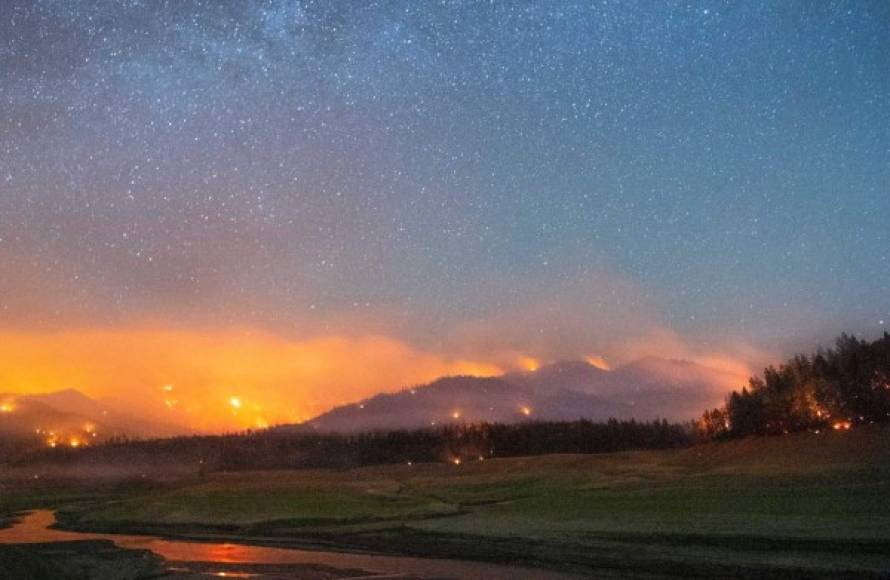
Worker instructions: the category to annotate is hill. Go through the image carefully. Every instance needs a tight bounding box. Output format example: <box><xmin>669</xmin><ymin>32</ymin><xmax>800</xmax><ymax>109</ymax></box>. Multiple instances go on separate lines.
<box><xmin>0</xmin><ymin>390</ymin><xmax>182</xmax><ymax>460</ymax></box>
<box><xmin>305</xmin><ymin>357</ymin><xmax>738</xmax><ymax>432</ymax></box>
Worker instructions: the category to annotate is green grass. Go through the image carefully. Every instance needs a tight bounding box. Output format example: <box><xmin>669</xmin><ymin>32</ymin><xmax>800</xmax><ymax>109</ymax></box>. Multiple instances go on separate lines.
<box><xmin>73</xmin><ymin>472</ymin><xmax>458</xmax><ymax>526</ymax></box>
<box><xmin>6</xmin><ymin>424</ymin><xmax>890</xmax><ymax>577</ymax></box>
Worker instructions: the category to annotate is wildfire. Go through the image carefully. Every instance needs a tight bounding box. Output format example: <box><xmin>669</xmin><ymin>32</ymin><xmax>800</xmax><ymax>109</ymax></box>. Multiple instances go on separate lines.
<box><xmin>585</xmin><ymin>355</ymin><xmax>611</xmax><ymax>370</ymax></box>
<box><xmin>832</xmin><ymin>420</ymin><xmax>852</xmax><ymax>431</ymax></box>
<box><xmin>0</xmin><ymin>400</ymin><xmax>15</xmax><ymax>413</ymax></box>
<box><xmin>518</xmin><ymin>356</ymin><xmax>540</xmax><ymax>372</ymax></box>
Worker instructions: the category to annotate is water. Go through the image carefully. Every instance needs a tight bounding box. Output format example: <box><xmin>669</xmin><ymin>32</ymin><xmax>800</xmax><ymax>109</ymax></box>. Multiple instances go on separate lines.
<box><xmin>0</xmin><ymin>511</ymin><xmax>577</xmax><ymax>579</ymax></box>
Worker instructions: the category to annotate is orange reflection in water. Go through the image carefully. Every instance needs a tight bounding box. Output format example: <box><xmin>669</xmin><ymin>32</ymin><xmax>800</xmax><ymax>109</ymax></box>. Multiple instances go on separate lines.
<box><xmin>0</xmin><ymin>511</ymin><xmax>572</xmax><ymax>580</ymax></box>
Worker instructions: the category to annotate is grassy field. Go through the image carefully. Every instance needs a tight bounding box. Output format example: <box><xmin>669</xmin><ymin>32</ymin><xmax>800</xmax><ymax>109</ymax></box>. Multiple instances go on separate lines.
<box><xmin>4</xmin><ymin>424</ymin><xmax>890</xmax><ymax>577</ymax></box>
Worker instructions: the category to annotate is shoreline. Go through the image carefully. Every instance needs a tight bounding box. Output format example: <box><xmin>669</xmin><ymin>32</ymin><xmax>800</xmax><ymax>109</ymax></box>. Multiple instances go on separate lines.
<box><xmin>47</xmin><ymin>511</ymin><xmax>890</xmax><ymax>579</ymax></box>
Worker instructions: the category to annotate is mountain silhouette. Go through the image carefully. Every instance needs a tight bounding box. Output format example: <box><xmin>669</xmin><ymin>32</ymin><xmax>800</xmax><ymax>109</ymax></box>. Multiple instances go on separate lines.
<box><xmin>302</xmin><ymin>357</ymin><xmax>742</xmax><ymax>433</ymax></box>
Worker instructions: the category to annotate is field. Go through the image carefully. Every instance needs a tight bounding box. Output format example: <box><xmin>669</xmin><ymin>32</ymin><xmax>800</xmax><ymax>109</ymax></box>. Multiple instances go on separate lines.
<box><xmin>3</xmin><ymin>425</ymin><xmax>890</xmax><ymax>578</ymax></box>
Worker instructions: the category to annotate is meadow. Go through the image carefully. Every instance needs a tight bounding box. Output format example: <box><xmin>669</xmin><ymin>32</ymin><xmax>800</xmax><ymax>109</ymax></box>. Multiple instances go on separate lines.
<box><xmin>3</xmin><ymin>424</ymin><xmax>889</xmax><ymax>577</ymax></box>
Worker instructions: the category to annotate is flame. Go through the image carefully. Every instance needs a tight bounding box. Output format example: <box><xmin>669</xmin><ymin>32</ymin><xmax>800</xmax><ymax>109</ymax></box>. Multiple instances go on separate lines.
<box><xmin>0</xmin><ymin>328</ymin><xmax>503</xmax><ymax>431</ymax></box>
<box><xmin>0</xmin><ymin>400</ymin><xmax>14</xmax><ymax>413</ymax></box>
<box><xmin>229</xmin><ymin>397</ymin><xmax>242</xmax><ymax>410</ymax></box>
<box><xmin>585</xmin><ymin>355</ymin><xmax>611</xmax><ymax>370</ymax></box>
<box><xmin>518</xmin><ymin>356</ymin><xmax>540</xmax><ymax>372</ymax></box>
<box><xmin>832</xmin><ymin>420</ymin><xmax>852</xmax><ymax>431</ymax></box>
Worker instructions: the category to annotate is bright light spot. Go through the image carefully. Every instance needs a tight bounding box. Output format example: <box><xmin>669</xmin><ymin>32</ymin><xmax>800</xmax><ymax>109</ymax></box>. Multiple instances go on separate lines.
<box><xmin>520</xmin><ymin>405</ymin><xmax>532</xmax><ymax>416</ymax></box>
<box><xmin>229</xmin><ymin>396</ymin><xmax>242</xmax><ymax>410</ymax></box>
<box><xmin>451</xmin><ymin>410</ymin><xmax>461</xmax><ymax>420</ymax></box>
<box><xmin>83</xmin><ymin>422</ymin><xmax>96</xmax><ymax>434</ymax></box>
<box><xmin>452</xmin><ymin>458</ymin><xmax>462</xmax><ymax>465</ymax></box>
<box><xmin>585</xmin><ymin>355</ymin><xmax>611</xmax><ymax>370</ymax></box>
<box><xmin>69</xmin><ymin>438</ymin><xmax>81</xmax><ymax>448</ymax></box>
<box><xmin>832</xmin><ymin>420</ymin><xmax>852</xmax><ymax>431</ymax></box>
<box><xmin>164</xmin><ymin>399</ymin><xmax>178</xmax><ymax>409</ymax></box>
<box><xmin>162</xmin><ymin>384</ymin><xmax>174</xmax><ymax>392</ymax></box>
<box><xmin>518</xmin><ymin>356</ymin><xmax>540</xmax><ymax>372</ymax></box>
<box><xmin>0</xmin><ymin>401</ymin><xmax>15</xmax><ymax>413</ymax></box>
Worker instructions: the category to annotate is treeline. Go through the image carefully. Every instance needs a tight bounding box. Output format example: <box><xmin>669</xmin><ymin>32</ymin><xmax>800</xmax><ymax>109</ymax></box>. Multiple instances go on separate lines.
<box><xmin>19</xmin><ymin>418</ymin><xmax>691</xmax><ymax>472</ymax></box>
<box><xmin>699</xmin><ymin>333</ymin><xmax>890</xmax><ymax>439</ymax></box>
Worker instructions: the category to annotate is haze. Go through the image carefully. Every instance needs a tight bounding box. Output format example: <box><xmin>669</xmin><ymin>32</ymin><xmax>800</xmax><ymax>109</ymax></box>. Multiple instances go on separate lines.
<box><xmin>2</xmin><ymin>1</ymin><xmax>888</xmax><ymax>430</ymax></box>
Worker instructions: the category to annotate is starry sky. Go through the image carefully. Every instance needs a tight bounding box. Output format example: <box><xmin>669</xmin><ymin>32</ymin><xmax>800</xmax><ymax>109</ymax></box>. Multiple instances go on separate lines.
<box><xmin>1</xmin><ymin>1</ymin><xmax>889</xmax><ymax>428</ymax></box>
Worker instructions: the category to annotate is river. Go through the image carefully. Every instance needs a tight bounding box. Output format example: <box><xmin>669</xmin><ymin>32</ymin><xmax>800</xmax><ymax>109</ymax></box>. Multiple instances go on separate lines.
<box><xmin>0</xmin><ymin>511</ymin><xmax>578</xmax><ymax>579</ymax></box>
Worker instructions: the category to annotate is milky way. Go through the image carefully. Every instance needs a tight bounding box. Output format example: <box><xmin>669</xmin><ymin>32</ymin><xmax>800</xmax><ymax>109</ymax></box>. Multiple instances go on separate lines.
<box><xmin>2</xmin><ymin>1</ymin><xmax>889</xmax><ymax>368</ymax></box>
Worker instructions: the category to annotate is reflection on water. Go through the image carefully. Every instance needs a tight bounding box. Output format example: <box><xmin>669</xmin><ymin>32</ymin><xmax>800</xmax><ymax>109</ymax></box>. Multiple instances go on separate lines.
<box><xmin>0</xmin><ymin>511</ymin><xmax>576</xmax><ymax>579</ymax></box>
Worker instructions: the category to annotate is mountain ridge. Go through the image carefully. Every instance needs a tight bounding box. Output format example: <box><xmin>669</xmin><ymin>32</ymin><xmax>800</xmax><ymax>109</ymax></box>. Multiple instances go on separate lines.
<box><xmin>301</xmin><ymin>356</ymin><xmax>744</xmax><ymax>433</ymax></box>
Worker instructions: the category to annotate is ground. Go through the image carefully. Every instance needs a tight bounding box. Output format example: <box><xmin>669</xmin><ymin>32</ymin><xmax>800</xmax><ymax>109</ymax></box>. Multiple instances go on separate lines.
<box><xmin>2</xmin><ymin>424</ymin><xmax>890</xmax><ymax>578</ymax></box>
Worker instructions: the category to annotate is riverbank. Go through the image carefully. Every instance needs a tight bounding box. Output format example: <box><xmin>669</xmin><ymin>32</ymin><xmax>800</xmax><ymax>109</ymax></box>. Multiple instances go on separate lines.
<box><xmin>4</xmin><ymin>425</ymin><xmax>890</xmax><ymax>578</ymax></box>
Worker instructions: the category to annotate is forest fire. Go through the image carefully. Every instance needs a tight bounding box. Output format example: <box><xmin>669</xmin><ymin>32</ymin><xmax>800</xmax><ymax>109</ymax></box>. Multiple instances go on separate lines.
<box><xmin>585</xmin><ymin>355</ymin><xmax>612</xmax><ymax>370</ymax></box>
<box><xmin>518</xmin><ymin>356</ymin><xmax>540</xmax><ymax>372</ymax></box>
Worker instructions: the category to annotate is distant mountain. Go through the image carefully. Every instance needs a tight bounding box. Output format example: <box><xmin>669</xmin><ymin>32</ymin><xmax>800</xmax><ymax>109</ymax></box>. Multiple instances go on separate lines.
<box><xmin>0</xmin><ymin>389</ymin><xmax>183</xmax><ymax>455</ymax></box>
<box><xmin>302</xmin><ymin>357</ymin><xmax>742</xmax><ymax>433</ymax></box>
<box><xmin>301</xmin><ymin>375</ymin><xmax>630</xmax><ymax>433</ymax></box>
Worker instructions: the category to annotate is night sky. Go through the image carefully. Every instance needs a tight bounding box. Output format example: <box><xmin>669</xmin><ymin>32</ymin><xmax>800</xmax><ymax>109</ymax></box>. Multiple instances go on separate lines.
<box><xmin>1</xmin><ymin>2</ymin><xmax>889</xmax><ymax>427</ymax></box>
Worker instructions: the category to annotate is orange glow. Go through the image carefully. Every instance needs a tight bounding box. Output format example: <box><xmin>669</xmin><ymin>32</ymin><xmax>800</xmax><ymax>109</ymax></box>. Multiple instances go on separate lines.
<box><xmin>0</xmin><ymin>400</ymin><xmax>14</xmax><ymax>413</ymax></box>
<box><xmin>584</xmin><ymin>355</ymin><xmax>611</xmax><ymax>370</ymax></box>
<box><xmin>832</xmin><ymin>420</ymin><xmax>852</xmax><ymax>431</ymax></box>
<box><xmin>451</xmin><ymin>410</ymin><xmax>461</xmax><ymax>419</ymax></box>
<box><xmin>229</xmin><ymin>397</ymin><xmax>243</xmax><ymax>410</ymax></box>
<box><xmin>518</xmin><ymin>355</ymin><xmax>540</xmax><ymax>372</ymax></box>
<box><xmin>520</xmin><ymin>405</ymin><xmax>532</xmax><ymax>416</ymax></box>
<box><xmin>68</xmin><ymin>437</ymin><xmax>81</xmax><ymax>448</ymax></box>
<box><xmin>0</xmin><ymin>327</ymin><xmax>503</xmax><ymax>431</ymax></box>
